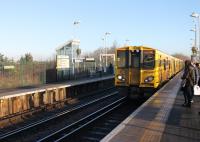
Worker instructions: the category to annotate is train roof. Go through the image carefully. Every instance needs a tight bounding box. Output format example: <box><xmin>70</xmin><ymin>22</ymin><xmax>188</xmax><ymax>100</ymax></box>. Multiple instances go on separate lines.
<box><xmin>117</xmin><ymin>46</ymin><xmax>183</xmax><ymax>61</ymax></box>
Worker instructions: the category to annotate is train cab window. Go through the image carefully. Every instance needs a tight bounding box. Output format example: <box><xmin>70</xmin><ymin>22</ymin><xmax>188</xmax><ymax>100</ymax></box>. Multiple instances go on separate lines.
<box><xmin>132</xmin><ymin>56</ymin><xmax>140</xmax><ymax>68</ymax></box>
<box><xmin>142</xmin><ymin>50</ymin><xmax>155</xmax><ymax>69</ymax></box>
<box><xmin>130</xmin><ymin>50</ymin><xmax>140</xmax><ymax>68</ymax></box>
<box><xmin>117</xmin><ymin>50</ymin><xmax>128</xmax><ymax>68</ymax></box>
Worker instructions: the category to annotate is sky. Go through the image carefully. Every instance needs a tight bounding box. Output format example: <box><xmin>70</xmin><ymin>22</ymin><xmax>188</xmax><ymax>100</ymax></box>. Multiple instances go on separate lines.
<box><xmin>0</xmin><ymin>0</ymin><xmax>199</xmax><ymax>60</ymax></box>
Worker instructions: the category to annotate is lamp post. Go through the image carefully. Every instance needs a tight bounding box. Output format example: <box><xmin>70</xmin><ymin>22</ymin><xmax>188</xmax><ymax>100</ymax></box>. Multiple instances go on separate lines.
<box><xmin>104</xmin><ymin>32</ymin><xmax>111</xmax><ymax>70</ymax></box>
<box><xmin>191</xmin><ymin>12</ymin><xmax>200</xmax><ymax>57</ymax></box>
<box><xmin>125</xmin><ymin>39</ymin><xmax>130</xmax><ymax>46</ymax></box>
<box><xmin>72</xmin><ymin>20</ymin><xmax>80</xmax><ymax>75</ymax></box>
<box><xmin>190</xmin><ymin>25</ymin><xmax>197</xmax><ymax>48</ymax></box>
<box><xmin>100</xmin><ymin>38</ymin><xmax>104</xmax><ymax>68</ymax></box>
<box><xmin>190</xmin><ymin>38</ymin><xmax>195</xmax><ymax>47</ymax></box>
<box><xmin>190</xmin><ymin>27</ymin><xmax>198</xmax><ymax>57</ymax></box>
<box><xmin>73</xmin><ymin>20</ymin><xmax>80</xmax><ymax>39</ymax></box>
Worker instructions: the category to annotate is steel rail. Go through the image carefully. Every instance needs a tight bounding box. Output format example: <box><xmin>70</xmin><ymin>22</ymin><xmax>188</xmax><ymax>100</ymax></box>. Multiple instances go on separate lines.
<box><xmin>37</xmin><ymin>96</ymin><xmax>126</xmax><ymax>142</ymax></box>
<box><xmin>0</xmin><ymin>91</ymin><xmax>118</xmax><ymax>140</ymax></box>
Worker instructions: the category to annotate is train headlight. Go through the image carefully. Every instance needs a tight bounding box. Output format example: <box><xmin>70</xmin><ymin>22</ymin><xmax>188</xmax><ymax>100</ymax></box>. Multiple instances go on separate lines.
<box><xmin>144</xmin><ymin>76</ymin><xmax>154</xmax><ymax>83</ymax></box>
<box><xmin>117</xmin><ymin>75</ymin><xmax>123</xmax><ymax>80</ymax></box>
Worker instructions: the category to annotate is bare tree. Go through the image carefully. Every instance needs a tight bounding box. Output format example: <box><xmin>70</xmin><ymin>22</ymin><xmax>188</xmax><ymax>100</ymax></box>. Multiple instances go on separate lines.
<box><xmin>25</xmin><ymin>53</ymin><xmax>33</xmax><ymax>62</ymax></box>
<box><xmin>172</xmin><ymin>53</ymin><xmax>190</xmax><ymax>61</ymax></box>
<box><xmin>20</xmin><ymin>53</ymin><xmax>33</xmax><ymax>63</ymax></box>
<box><xmin>82</xmin><ymin>41</ymin><xmax>119</xmax><ymax>67</ymax></box>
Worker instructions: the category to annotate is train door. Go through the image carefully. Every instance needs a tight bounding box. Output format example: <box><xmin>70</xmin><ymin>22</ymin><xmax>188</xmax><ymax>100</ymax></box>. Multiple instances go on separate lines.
<box><xmin>163</xmin><ymin>59</ymin><xmax>167</xmax><ymax>81</ymax></box>
<box><xmin>165</xmin><ymin>58</ymin><xmax>169</xmax><ymax>80</ymax></box>
<box><xmin>169</xmin><ymin>60</ymin><xmax>171</xmax><ymax>78</ymax></box>
<box><xmin>159</xmin><ymin>56</ymin><xmax>162</xmax><ymax>83</ymax></box>
<box><xmin>166</xmin><ymin>58</ymin><xmax>170</xmax><ymax>79</ymax></box>
<box><xmin>174</xmin><ymin>60</ymin><xmax>176</xmax><ymax>74</ymax></box>
<box><xmin>130</xmin><ymin>50</ymin><xmax>140</xmax><ymax>85</ymax></box>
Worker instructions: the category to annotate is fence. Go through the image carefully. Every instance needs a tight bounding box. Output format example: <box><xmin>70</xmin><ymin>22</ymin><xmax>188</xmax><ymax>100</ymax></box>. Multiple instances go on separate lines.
<box><xmin>0</xmin><ymin>61</ymin><xmax>114</xmax><ymax>89</ymax></box>
<box><xmin>0</xmin><ymin>61</ymin><xmax>55</xmax><ymax>89</ymax></box>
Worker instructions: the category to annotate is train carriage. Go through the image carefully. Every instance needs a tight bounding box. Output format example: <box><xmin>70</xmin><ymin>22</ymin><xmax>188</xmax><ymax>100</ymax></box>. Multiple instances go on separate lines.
<box><xmin>115</xmin><ymin>46</ymin><xmax>183</xmax><ymax>97</ymax></box>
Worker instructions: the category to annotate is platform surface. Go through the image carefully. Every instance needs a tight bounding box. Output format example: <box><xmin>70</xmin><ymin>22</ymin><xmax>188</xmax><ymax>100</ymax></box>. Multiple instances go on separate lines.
<box><xmin>101</xmin><ymin>72</ymin><xmax>200</xmax><ymax>142</ymax></box>
<box><xmin>0</xmin><ymin>75</ymin><xmax>114</xmax><ymax>99</ymax></box>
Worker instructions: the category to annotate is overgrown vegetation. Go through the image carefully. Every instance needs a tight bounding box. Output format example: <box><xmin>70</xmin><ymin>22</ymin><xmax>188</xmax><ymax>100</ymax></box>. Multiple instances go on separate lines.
<box><xmin>0</xmin><ymin>53</ymin><xmax>55</xmax><ymax>89</ymax></box>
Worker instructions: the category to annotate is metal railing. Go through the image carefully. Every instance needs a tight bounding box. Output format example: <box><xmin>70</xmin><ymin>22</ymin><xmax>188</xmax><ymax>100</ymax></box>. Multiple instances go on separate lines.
<box><xmin>0</xmin><ymin>61</ymin><xmax>114</xmax><ymax>89</ymax></box>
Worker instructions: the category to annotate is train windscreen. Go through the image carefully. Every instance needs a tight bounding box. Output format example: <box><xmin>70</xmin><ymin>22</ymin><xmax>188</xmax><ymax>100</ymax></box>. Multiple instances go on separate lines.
<box><xmin>117</xmin><ymin>50</ymin><xmax>128</xmax><ymax>68</ymax></box>
<box><xmin>142</xmin><ymin>50</ymin><xmax>155</xmax><ymax>69</ymax></box>
<box><xmin>130</xmin><ymin>50</ymin><xmax>140</xmax><ymax>68</ymax></box>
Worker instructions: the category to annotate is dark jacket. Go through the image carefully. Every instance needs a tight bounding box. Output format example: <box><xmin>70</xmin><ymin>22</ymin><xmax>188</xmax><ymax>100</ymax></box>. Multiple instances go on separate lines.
<box><xmin>182</xmin><ymin>64</ymin><xmax>197</xmax><ymax>87</ymax></box>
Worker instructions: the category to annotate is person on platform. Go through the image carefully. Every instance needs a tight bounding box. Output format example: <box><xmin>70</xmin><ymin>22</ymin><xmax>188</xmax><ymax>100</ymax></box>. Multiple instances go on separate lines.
<box><xmin>190</xmin><ymin>60</ymin><xmax>199</xmax><ymax>102</ymax></box>
<box><xmin>195</xmin><ymin>63</ymin><xmax>200</xmax><ymax>115</ymax></box>
<box><xmin>195</xmin><ymin>63</ymin><xmax>200</xmax><ymax>86</ymax></box>
<box><xmin>109</xmin><ymin>63</ymin><xmax>114</xmax><ymax>74</ymax></box>
<box><xmin>181</xmin><ymin>60</ymin><xmax>197</xmax><ymax>107</ymax></box>
<box><xmin>98</xmin><ymin>66</ymin><xmax>103</xmax><ymax>77</ymax></box>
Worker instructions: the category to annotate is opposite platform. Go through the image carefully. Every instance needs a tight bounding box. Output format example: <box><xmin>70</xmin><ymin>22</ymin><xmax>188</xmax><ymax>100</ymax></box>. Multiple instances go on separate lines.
<box><xmin>0</xmin><ymin>75</ymin><xmax>114</xmax><ymax>119</ymax></box>
<box><xmin>102</xmin><ymin>72</ymin><xmax>200</xmax><ymax>142</ymax></box>
<box><xmin>0</xmin><ymin>75</ymin><xmax>114</xmax><ymax>99</ymax></box>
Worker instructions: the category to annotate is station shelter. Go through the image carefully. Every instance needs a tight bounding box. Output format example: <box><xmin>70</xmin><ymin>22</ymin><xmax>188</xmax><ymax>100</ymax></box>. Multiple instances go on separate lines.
<box><xmin>56</xmin><ymin>39</ymin><xmax>80</xmax><ymax>80</ymax></box>
<box><xmin>84</xmin><ymin>58</ymin><xmax>96</xmax><ymax>76</ymax></box>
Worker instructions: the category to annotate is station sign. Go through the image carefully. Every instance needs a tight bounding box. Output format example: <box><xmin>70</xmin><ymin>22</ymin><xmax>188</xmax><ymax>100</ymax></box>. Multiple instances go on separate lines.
<box><xmin>85</xmin><ymin>58</ymin><xmax>95</xmax><ymax>62</ymax></box>
<box><xmin>74</xmin><ymin>58</ymin><xmax>84</xmax><ymax>63</ymax></box>
<box><xmin>56</xmin><ymin>55</ymin><xmax>69</xmax><ymax>69</ymax></box>
<box><xmin>4</xmin><ymin>65</ymin><xmax>15</xmax><ymax>70</ymax></box>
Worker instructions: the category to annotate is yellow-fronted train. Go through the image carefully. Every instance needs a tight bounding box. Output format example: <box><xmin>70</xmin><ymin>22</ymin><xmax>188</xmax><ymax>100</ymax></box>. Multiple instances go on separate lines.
<box><xmin>115</xmin><ymin>46</ymin><xmax>183</xmax><ymax>98</ymax></box>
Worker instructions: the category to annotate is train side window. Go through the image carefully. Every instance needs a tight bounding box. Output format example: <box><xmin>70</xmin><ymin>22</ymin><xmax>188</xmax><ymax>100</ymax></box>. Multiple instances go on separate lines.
<box><xmin>164</xmin><ymin>59</ymin><xmax>166</xmax><ymax>70</ymax></box>
<box><xmin>159</xmin><ymin>56</ymin><xmax>161</xmax><ymax>67</ymax></box>
<box><xmin>159</xmin><ymin>60</ymin><xmax>161</xmax><ymax>67</ymax></box>
<box><xmin>129</xmin><ymin>51</ymin><xmax>132</xmax><ymax>67</ymax></box>
<box><xmin>166</xmin><ymin>59</ymin><xmax>169</xmax><ymax>66</ymax></box>
<box><xmin>174</xmin><ymin>60</ymin><xmax>176</xmax><ymax>71</ymax></box>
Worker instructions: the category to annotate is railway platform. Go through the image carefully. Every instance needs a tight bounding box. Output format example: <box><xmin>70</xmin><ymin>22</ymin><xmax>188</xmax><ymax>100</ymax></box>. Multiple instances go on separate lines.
<box><xmin>102</xmin><ymin>72</ymin><xmax>200</xmax><ymax>142</ymax></box>
<box><xmin>0</xmin><ymin>75</ymin><xmax>114</xmax><ymax>98</ymax></box>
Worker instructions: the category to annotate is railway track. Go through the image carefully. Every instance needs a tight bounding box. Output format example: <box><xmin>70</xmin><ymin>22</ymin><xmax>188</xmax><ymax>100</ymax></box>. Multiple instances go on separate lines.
<box><xmin>0</xmin><ymin>90</ymin><xmax>120</xmax><ymax>142</ymax></box>
<box><xmin>75</xmin><ymin>98</ymin><xmax>145</xmax><ymax>142</ymax></box>
<box><xmin>37</xmin><ymin>96</ymin><xmax>127</xmax><ymax>142</ymax></box>
<box><xmin>37</xmin><ymin>95</ymin><xmax>148</xmax><ymax>142</ymax></box>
